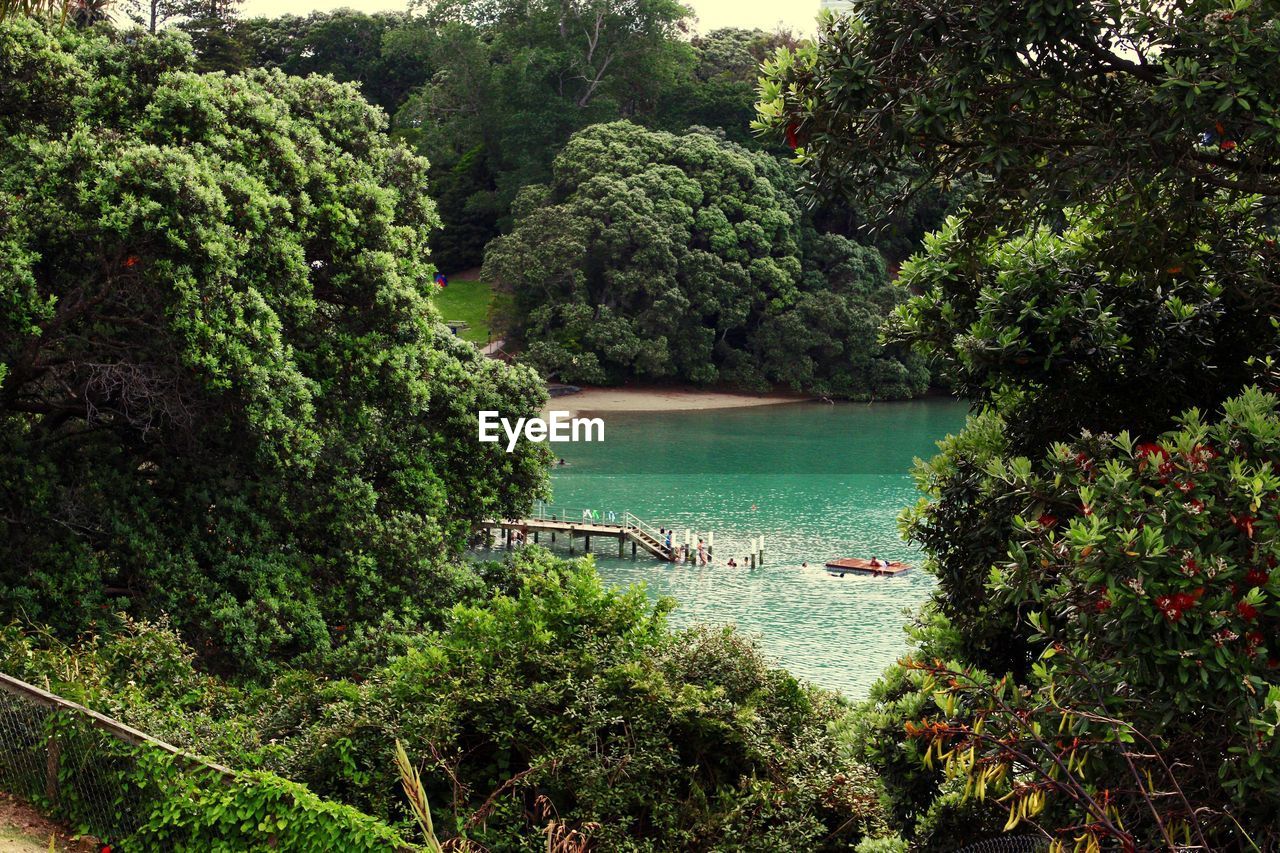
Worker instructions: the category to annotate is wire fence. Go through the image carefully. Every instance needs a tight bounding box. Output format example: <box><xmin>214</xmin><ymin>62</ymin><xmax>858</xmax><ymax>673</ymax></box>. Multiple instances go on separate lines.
<box><xmin>952</xmin><ymin>837</ymin><xmax>1050</xmax><ymax>853</ymax></box>
<box><xmin>0</xmin><ymin>671</ymin><xmax>232</xmax><ymax>846</ymax></box>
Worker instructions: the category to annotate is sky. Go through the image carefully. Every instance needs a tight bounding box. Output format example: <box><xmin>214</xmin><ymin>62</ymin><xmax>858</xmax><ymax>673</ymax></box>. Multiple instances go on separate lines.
<box><xmin>237</xmin><ymin>0</ymin><xmax>823</xmax><ymax>35</ymax></box>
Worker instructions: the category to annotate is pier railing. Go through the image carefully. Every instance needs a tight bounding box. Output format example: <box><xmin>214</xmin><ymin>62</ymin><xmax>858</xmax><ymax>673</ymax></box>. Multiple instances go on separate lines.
<box><xmin>527</xmin><ymin>504</ymin><xmax>672</xmax><ymax>544</ymax></box>
<box><xmin>529</xmin><ymin>502</ymin><xmax>625</xmax><ymax>525</ymax></box>
<box><xmin>623</xmin><ymin>512</ymin><xmax>666</xmax><ymax>545</ymax></box>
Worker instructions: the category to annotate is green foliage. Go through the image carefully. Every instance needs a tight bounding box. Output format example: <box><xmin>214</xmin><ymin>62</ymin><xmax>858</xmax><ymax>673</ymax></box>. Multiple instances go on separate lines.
<box><xmin>655</xmin><ymin>27</ymin><xmax>800</xmax><ymax>150</ymax></box>
<box><xmin>255</xmin><ymin>549</ymin><xmax>887</xmax><ymax>850</ymax></box>
<box><xmin>486</xmin><ymin>121</ymin><xmax>928</xmax><ymax>398</ymax></box>
<box><xmin>759</xmin><ymin>0</ymin><xmax>1280</xmax><ymax>847</ymax></box>
<box><xmin>30</xmin><ymin>723</ymin><xmax>411</xmax><ymax>851</ymax></box>
<box><xmin>426</xmin><ymin>144</ymin><xmax>503</xmax><ymax>273</ymax></box>
<box><xmin>951</xmin><ymin>389</ymin><xmax>1280</xmax><ymax>843</ymax></box>
<box><xmin>232</xmin><ymin>11</ymin><xmax>422</xmax><ymax>113</ymax></box>
<box><xmin>888</xmin><ymin>209</ymin><xmax>1276</xmax><ymax>453</ymax></box>
<box><xmin>0</xmin><ymin>20</ymin><xmax>551</xmax><ymax>675</ymax></box>
<box><xmin>129</xmin><ymin>761</ymin><xmax>413</xmax><ymax>852</ymax></box>
<box><xmin>2</xmin><ymin>552</ymin><xmax>890</xmax><ymax>851</ymax></box>
<box><xmin>757</xmin><ymin>0</ymin><xmax>1280</xmax><ymax>215</ymax></box>
<box><xmin>387</xmin><ymin>0</ymin><xmax>697</xmax><ymax>264</ymax></box>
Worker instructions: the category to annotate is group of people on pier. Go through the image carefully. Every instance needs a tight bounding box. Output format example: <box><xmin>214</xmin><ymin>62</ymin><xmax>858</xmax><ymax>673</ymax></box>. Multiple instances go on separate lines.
<box><xmin>660</xmin><ymin>528</ymin><xmax>711</xmax><ymax>566</ymax></box>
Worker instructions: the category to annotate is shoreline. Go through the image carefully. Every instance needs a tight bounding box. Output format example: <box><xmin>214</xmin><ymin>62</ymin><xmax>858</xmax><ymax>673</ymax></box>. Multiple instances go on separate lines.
<box><xmin>543</xmin><ymin>386</ymin><xmax>810</xmax><ymax>417</ymax></box>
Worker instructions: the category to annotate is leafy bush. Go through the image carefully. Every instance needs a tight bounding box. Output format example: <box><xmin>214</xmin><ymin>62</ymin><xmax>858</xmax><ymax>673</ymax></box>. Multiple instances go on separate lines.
<box><xmin>258</xmin><ymin>549</ymin><xmax>887</xmax><ymax>850</ymax></box>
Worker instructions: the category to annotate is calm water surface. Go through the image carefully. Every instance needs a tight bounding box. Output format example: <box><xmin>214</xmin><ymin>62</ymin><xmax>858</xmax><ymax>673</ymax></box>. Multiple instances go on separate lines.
<box><xmin>483</xmin><ymin>398</ymin><xmax>968</xmax><ymax>698</ymax></box>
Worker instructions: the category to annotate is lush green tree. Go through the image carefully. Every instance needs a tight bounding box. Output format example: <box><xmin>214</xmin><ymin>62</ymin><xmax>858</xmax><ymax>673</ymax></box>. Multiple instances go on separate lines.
<box><xmin>758</xmin><ymin>0</ymin><xmax>1280</xmax><ymax>846</ymax></box>
<box><xmin>386</xmin><ymin>0</ymin><xmax>696</xmax><ymax>265</ymax></box>
<box><xmin>485</xmin><ymin>121</ymin><xmax>927</xmax><ymax>397</ymax></box>
<box><xmin>751</xmin><ymin>230</ymin><xmax>929</xmax><ymax>398</ymax></box>
<box><xmin>654</xmin><ymin>27</ymin><xmax>799</xmax><ymax>149</ymax></box>
<box><xmin>424</xmin><ymin>144</ymin><xmax>503</xmax><ymax>273</ymax></box>
<box><xmin>170</xmin><ymin>0</ymin><xmax>244</xmax><ymax>71</ymax></box>
<box><xmin>123</xmin><ymin>0</ymin><xmax>234</xmax><ymax>34</ymax></box>
<box><xmin>231</xmin><ymin>11</ymin><xmax>424</xmax><ymax>113</ymax></box>
<box><xmin>757</xmin><ymin>0</ymin><xmax>1280</xmax><ymax>217</ymax></box>
<box><xmin>0</xmin><ymin>20</ymin><xmax>550</xmax><ymax>675</ymax></box>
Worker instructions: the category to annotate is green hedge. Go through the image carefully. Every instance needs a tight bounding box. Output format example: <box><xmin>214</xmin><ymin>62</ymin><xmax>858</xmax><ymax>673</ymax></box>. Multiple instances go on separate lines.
<box><xmin>0</xmin><ymin>705</ymin><xmax>415</xmax><ymax>851</ymax></box>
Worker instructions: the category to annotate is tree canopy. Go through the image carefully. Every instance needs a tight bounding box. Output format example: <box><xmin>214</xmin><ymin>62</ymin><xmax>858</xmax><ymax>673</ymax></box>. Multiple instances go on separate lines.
<box><xmin>760</xmin><ymin>0</ymin><xmax>1280</xmax><ymax>847</ymax></box>
<box><xmin>0</xmin><ymin>19</ymin><xmax>550</xmax><ymax>675</ymax></box>
<box><xmin>484</xmin><ymin>121</ymin><xmax>928</xmax><ymax>398</ymax></box>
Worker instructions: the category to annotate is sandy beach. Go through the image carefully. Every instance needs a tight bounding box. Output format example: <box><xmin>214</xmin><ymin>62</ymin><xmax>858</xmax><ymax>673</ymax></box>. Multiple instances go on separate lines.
<box><xmin>545</xmin><ymin>386</ymin><xmax>809</xmax><ymax>417</ymax></box>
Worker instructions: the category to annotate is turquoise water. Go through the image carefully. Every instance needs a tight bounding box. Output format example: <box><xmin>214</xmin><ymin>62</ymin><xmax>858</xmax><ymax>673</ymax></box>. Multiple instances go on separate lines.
<box><xmin>482</xmin><ymin>398</ymin><xmax>968</xmax><ymax>698</ymax></box>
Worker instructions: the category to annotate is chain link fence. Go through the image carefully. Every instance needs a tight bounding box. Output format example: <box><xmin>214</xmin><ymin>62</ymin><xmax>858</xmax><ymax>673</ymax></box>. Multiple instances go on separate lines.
<box><xmin>953</xmin><ymin>837</ymin><xmax>1050</xmax><ymax>853</ymax></box>
<box><xmin>0</xmin><ymin>671</ymin><xmax>232</xmax><ymax>847</ymax></box>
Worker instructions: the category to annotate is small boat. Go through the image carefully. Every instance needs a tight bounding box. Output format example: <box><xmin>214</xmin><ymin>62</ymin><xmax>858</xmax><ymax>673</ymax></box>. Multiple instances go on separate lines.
<box><xmin>824</xmin><ymin>558</ymin><xmax>912</xmax><ymax>577</ymax></box>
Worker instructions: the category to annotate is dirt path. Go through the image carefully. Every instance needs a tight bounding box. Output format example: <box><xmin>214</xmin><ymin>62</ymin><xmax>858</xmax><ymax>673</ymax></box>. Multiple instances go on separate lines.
<box><xmin>0</xmin><ymin>794</ymin><xmax>98</xmax><ymax>853</ymax></box>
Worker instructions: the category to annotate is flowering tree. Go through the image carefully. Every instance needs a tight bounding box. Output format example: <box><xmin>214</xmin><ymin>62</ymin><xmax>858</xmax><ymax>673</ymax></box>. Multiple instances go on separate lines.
<box><xmin>756</xmin><ymin>0</ymin><xmax>1280</xmax><ymax>846</ymax></box>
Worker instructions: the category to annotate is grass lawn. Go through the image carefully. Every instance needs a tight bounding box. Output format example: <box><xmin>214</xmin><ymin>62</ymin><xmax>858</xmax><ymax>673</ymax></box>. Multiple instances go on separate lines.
<box><xmin>431</xmin><ymin>276</ymin><xmax>497</xmax><ymax>345</ymax></box>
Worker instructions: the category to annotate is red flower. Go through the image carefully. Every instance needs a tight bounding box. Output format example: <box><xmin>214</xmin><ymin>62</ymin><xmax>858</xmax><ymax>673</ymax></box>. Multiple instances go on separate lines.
<box><xmin>1232</xmin><ymin>514</ymin><xmax>1256</xmax><ymax>538</ymax></box>
<box><xmin>1186</xmin><ymin>498</ymin><xmax>1205</xmax><ymax>514</ymax></box>
<box><xmin>1136</xmin><ymin>442</ymin><xmax>1169</xmax><ymax>460</ymax></box>
<box><xmin>1037</xmin><ymin>513</ymin><xmax>1057</xmax><ymax>528</ymax></box>
<box><xmin>122</xmin><ymin>255</ymin><xmax>139</xmax><ymax>268</ymax></box>
<box><xmin>1173</xmin><ymin>590</ymin><xmax>1200</xmax><ymax>610</ymax></box>
<box><xmin>1155</xmin><ymin>588</ymin><xmax>1202</xmax><ymax>622</ymax></box>
<box><xmin>1155</xmin><ymin>595</ymin><xmax>1183</xmax><ymax>622</ymax></box>
<box><xmin>1245</xmin><ymin>568</ymin><xmax>1270</xmax><ymax>588</ymax></box>
<box><xmin>1221</xmin><ymin>139</ymin><xmax>1237</xmax><ymax>151</ymax></box>
<box><xmin>784</xmin><ymin>122</ymin><xmax>800</xmax><ymax>149</ymax></box>
<box><xmin>1237</xmin><ymin>600</ymin><xmax>1259</xmax><ymax>621</ymax></box>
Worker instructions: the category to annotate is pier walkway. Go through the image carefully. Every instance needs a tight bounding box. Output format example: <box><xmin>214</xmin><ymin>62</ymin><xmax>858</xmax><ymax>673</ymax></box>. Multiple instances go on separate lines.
<box><xmin>482</xmin><ymin>506</ymin><xmax>677</xmax><ymax>561</ymax></box>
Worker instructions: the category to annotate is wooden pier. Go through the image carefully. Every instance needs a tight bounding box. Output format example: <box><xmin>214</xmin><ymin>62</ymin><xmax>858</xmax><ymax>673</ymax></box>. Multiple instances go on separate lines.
<box><xmin>483</xmin><ymin>511</ymin><xmax>676</xmax><ymax>562</ymax></box>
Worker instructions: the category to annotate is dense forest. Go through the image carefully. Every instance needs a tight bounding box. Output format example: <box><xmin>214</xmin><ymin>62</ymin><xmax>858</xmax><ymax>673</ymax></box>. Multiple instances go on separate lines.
<box><xmin>3</xmin><ymin>0</ymin><xmax>1280</xmax><ymax>849</ymax></box>
<box><xmin>175</xmin><ymin>1</ymin><xmax>952</xmax><ymax>398</ymax></box>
